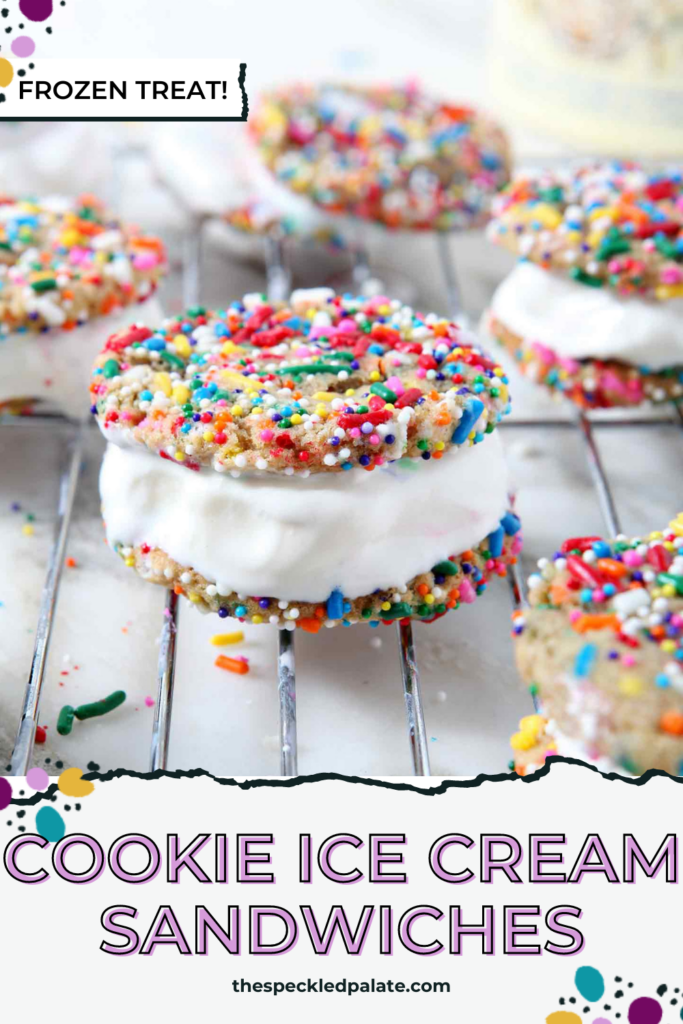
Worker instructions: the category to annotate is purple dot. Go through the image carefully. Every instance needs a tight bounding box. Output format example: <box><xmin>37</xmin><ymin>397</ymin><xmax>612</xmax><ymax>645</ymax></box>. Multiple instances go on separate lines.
<box><xmin>593</xmin><ymin>1019</ymin><xmax>612</xmax><ymax>1024</ymax></box>
<box><xmin>19</xmin><ymin>0</ymin><xmax>52</xmax><ymax>21</ymax></box>
<box><xmin>0</xmin><ymin>777</ymin><xmax>12</xmax><ymax>811</ymax></box>
<box><xmin>11</xmin><ymin>35</ymin><xmax>35</xmax><ymax>57</ymax></box>
<box><xmin>26</xmin><ymin>766</ymin><xmax>48</xmax><ymax>790</ymax></box>
<box><xmin>628</xmin><ymin>998</ymin><xmax>663</xmax><ymax>1024</ymax></box>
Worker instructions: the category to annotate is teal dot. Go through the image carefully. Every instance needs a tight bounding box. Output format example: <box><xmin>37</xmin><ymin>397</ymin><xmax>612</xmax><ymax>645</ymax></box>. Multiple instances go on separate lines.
<box><xmin>36</xmin><ymin>805</ymin><xmax>66</xmax><ymax>843</ymax></box>
<box><xmin>575</xmin><ymin>966</ymin><xmax>605</xmax><ymax>1002</ymax></box>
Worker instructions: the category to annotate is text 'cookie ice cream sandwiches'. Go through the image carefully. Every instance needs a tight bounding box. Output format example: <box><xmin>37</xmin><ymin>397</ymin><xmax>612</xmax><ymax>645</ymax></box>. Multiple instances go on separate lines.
<box><xmin>92</xmin><ymin>288</ymin><xmax>522</xmax><ymax>631</ymax></box>
<box><xmin>486</xmin><ymin>163</ymin><xmax>683</xmax><ymax>408</ymax></box>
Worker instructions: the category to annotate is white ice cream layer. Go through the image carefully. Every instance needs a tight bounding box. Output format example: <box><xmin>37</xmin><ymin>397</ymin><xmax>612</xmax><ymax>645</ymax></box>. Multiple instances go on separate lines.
<box><xmin>100</xmin><ymin>431</ymin><xmax>510</xmax><ymax>602</ymax></box>
<box><xmin>0</xmin><ymin>296</ymin><xmax>164</xmax><ymax>416</ymax></box>
<box><xmin>490</xmin><ymin>261</ymin><xmax>683</xmax><ymax>370</ymax></box>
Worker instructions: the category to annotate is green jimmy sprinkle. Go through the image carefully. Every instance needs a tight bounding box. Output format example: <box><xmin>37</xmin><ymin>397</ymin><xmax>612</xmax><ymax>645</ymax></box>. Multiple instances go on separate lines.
<box><xmin>74</xmin><ymin>690</ymin><xmax>127</xmax><ymax>721</ymax></box>
<box><xmin>57</xmin><ymin>705</ymin><xmax>75</xmax><ymax>736</ymax></box>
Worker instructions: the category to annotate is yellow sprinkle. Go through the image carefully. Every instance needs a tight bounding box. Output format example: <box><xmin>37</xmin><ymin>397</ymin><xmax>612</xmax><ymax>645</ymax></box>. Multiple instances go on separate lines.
<box><xmin>152</xmin><ymin>371</ymin><xmax>172</xmax><ymax>397</ymax></box>
<box><xmin>188</xmin><ymin>592</ymin><xmax>202</xmax><ymax>603</ymax></box>
<box><xmin>22</xmin><ymin>524</ymin><xmax>34</xmax><ymax>536</ymax></box>
<box><xmin>290</xmin><ymin>413</ymin><xmax>302</xmax><ymax>425</ymax></box>
<box><xmin>662</xmin><ymin>584</ymin><xmax>677</xmax><ymax>599</ymax></box>
<box><xmin>649</xmin><ymin>531</ymin><xmax>663</xmax><ymax>540</ymax></box>
<box><xmin>231</xmin><ymin>404</ymin><xmax>244</xmax><ymax>417</ymax></box>
<box><xmin>424</xmin><ymin>594</ymin><xmax>435</xmax><ymax>605</ymax></box>
<box><xmin>661</xmin><ymin>639</ymin><xmax>677</xmax><ymax>653</ymax></box>
<box><xmin>377</xmin><ymin>304</ymin><xmax>390</xmax><ymax>315</ymax></box>
<box><xmin>520</xmin><ymin>714</ymin><xmax>545</xmax><ymax>733</ymax></box>
<box><xmin>380</xmin><ymin>601</ymin><xmax>391</xmax><ymax>611</ymax></box>
<box><xmin>174</xmin><ymin>451</ymin><xmax>185</xmax><ymax>461</ymax></box>
<box><xmin>434</xmin><ymin>441</ymin><xmax>445</xmax><ymax>451</ymax></box>
<box><xmin>124</xmin><ymin>556</ymin><xmax>135</xmax><ymax>567</ymax></box>
<box><xmin>210</xmin><ymin>631</ymin><xmax>244</xmax><ymax>646</ymax></box>
<box><xmin>251</xmin><ymin>614</ymin><xmax>263</xmax><ymax>624</ymax></box>
<box><xmin>493</xmin><ymin>368</ymin><xmax>504</xmax><ymax>377</ymax></box>
<box><xmin>344</xmin><ymin>388</ymin><xmax>356</xmax><ymax>397</ymax></box>
<box><xmin>203</xmin><ymin>431</ymin><xmax>215</xmax><ymax>442</ymax></box>
<box><xmin>664</xmin><ymin>541</ymin><xmax>676</xmax><ymax>551</ymax></box>
<box><xmin>315</xmin><ymin>406</ymin><xmax>329</xmax><ymax>419</ymax></box>
<box><xmin>369</xmin><ymin>370</ymin><xmax>381</xmax><ymax>382</ymax></box>
<box><xmin>313</xmin><ymin>391</ymin><xmax>336</xmax><ymax>402</ymax></box>
<box><xmin>172</xmin><ymin>384</ymin><xmax>191</xmax><ymax>405</ymax></box>
<box><xmin>619</xmin><ymin>674</ymin><xmax>643</xmax><ymax>697</ymax></box>
<box><xmin>510</xmin><ymin>730</ymin><xmax>536</xmax><ymax>752</ymax></box>
<box><xmin>173</xmin><ymin>334</ymin><xmax>191</xmax><ymax>358</ymax></box>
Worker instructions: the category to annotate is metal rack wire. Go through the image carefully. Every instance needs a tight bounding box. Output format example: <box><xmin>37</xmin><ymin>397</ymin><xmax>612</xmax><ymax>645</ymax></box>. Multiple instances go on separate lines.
<box><xmin>6</xmin><ymin>220</ymin><xmax>682</xmax><ymax>779</ymax></box>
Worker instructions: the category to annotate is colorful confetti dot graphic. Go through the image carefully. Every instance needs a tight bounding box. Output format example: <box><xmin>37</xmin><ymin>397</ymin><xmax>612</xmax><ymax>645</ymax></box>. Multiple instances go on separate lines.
<box><xmin>57</xmin><ymin>767</ymin><xmax>95</xmax><ymax>798</ymax></box>
<box><xmin>35</xmin><ymin>805</ymin><xmax>65</xmax><ymax>843</ymax></box>
<box><xmin>19</xmin><ymin>0</ymin><xmax>52</xmax><ymax>20</ymax></box>
<box><xmin>0</xmin><ymin>777</ymin><xmax>12</xmax><ymax>811</ymax></box>
<box><xmin>11</xmin><ymin>35</ymin><xmax>36</xmax><ymax>57</ymax></box>
<box><xmin>0</xmin><ymin>57</ymin><xmax>14</xmax><ymax>88</ymax></box>
<box><xmin>26</xmin><ymin>766</ymin><xmax>49</xmax><ymax>791</ymax></box>
<box><xmin>576</xmin><ymin>967</ymin><xmax>606</xmax><ymax>1003</ymax></box>
<box><xmin>628</xmin><ymin>998</ymin><xmax>662</xmax><ymax>1024</ymax></box>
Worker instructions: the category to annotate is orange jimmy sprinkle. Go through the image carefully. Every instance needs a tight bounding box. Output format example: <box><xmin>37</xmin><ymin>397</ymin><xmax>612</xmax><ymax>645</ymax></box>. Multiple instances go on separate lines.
<box><xmin>596</xmin><ymin>558</ymin><xmax>628</xmax><ymax>578</ymax></box>
<box><xmin>660</xmin><ymin>710</ymin><xmax>683</xmax><ymax>736</ymax></box>
<box><xmin>572</xmin><ymin>613</ymin><xmax>620</xmax><ymax>634</ymax></box>
<box><xmin>298</xmin><ymin>618</ymin><xmax>322</xmax><ymax>634</ymax></box>
<box><xmin>215</xmin><ymin>655</ymin><xmax>250</xmax><ymax>675</ymax></box>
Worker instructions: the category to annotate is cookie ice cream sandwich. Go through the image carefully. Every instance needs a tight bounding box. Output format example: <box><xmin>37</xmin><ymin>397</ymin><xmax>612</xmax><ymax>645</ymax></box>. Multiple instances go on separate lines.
<box><xmin>486</xmin><ymin>163</ymin><xmax>683</xmax><ymax>408</ymax></box>
<box><xmin>250</xmin><ymin>82</ymin><xmax>511</xmax><ymax>232</ymax></box>
<box><xmin>511</xmin><ymin>514</ymin><xmax>683</xmax><ymax>776</ymax></box>
<box><xmin>92</xmin><ymin>288</ymin><xmax>522</xmax><ymax>630</ymax></box>
<box><xmin>0</xmin><ymin>194</ymin><xmax>167</xmax><ymax>415</ymax></box>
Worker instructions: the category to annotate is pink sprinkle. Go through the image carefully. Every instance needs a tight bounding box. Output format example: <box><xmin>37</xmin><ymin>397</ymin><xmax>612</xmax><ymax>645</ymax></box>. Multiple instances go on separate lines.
<box><xmin>415</xmin><ymin>367</ymin><xmax>427</xmax><ymax>379</ymax></box>
<box><xmin>386</xmin><ymin>375</ymin><xmax>405</xmax><ymax>397</ymax></box>
<box><xmin>260</xmin><ymin>429</ymin><xmax>274</xmax><ymax>442</ymax></box>
<box><xmin>337</xmin><ymin>318</ymin><xmax>356</xmax><ymax>332</ymax></box>
<box><xmin>621</xmin><ymin>654</ymin><xmax>636</xmax><ymax>668</ymax></box>
<box><xmin>145</xmin><ymin>696</ymin><xmax>155</xmax><ymax>707</ymax></box>
<box><xmin>661</xmin><ymin>266</ymin><xmax>683</xmax><ymax>285</ymax></box>
<box><xmin>349</xmin><ymin>427</ymin><xmax>361</xmax><ymax>439</ymax></box>
<box><xmin>369</xmin><ymin>433</ymin><xmax>380</xmax><ymax>445</ymax></box>
<box><xmin>622</xmin><ymin>550</ymin><xmax>644</xmax><ymax>567</ymax></box>
<box><xmin>592</xmin><ymin>589</ymin><xmax>605</xmax><ymax>603</ymax></box>
<box><xmin>569</xmin><ymin>609</ymin><xmax>582</xmax><ymax>623</ymax></box>
<box><xmin>133</xmin><ymin>252</ymin><xmax>158</xmax><ymax>271</ymax></box>
<box><xmin>459</xmin><ymin>578</ymin><xmax>476</xmax><ymax>604</ymax></box>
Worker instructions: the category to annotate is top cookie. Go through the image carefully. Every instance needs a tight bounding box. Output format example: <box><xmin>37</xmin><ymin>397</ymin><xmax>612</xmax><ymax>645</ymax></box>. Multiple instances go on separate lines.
<box><xmin>488</xmin><ymin>163</ymin><xmax>683</xmax><ymax>300</ymax></box>
<box><xmin>91</xmin><ymin>288</ymin><xmax>511</xmax><ymax>475</ymax></box>
<box><xmin>0</xmin><ymin>194</ymin><xmax>167</xmax><ymax>335</ymax></box>
<box><xmin>250</xmin><ymin>83</ymin><xmax>511</xmax><ymax>231</ymax></box>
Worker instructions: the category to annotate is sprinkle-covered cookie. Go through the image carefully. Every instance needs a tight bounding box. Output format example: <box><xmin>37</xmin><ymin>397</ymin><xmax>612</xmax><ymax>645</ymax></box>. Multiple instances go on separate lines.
<box><xmin>487</xmin><ymin>311</ymin><xmax>683</xmax><ymax>409</ymax></box>
<box><xmin>91</xmin><ymin>288</ymin><xmax>511</xmax><ymax>475</ymax></box>
<box><xmin>488</xmin><ymin>163</ymin><xmax>683</xmax><ymax>300</ymax></box>
<box><xmin>111</xmin><ymin>513</ymin><xmax>522</xmax><ymax>630</ymax></box>
<box><xmin>512</xmin><ymin>514</ymin><xmax>683</xmax><ymax>776</ymax></box>
<box><xmin>250</xmin><ymin>83</ymin><xmax>511</xmax><ymax>231</ymax></box>
<box><xmin>0</xmin><ymin>194</ymin><xmax>166</xmax><ymax>335</ymax></box>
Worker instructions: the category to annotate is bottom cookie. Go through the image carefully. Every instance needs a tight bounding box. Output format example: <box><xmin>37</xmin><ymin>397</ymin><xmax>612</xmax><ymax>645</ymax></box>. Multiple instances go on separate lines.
<box><xmin>487</xmin><ymin>312</ymin><xmax>683</xmax><ymax>410</ymax></box>
<box><xmin>110</xmin><ymin>512</ymin><xmax>522</xmax><ymax>630</ymax></box>
<box><xmin>511</xmin><ymin>514</ymin><xmax>683</xmax><ymax>777</ymax></box>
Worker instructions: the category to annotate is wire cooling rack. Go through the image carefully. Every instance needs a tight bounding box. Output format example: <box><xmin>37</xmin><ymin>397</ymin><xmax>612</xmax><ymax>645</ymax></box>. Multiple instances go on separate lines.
<box><xmin>6</xmin><ymin>216</ymin><xmax>683</xmax><ymax>780</ymax></box>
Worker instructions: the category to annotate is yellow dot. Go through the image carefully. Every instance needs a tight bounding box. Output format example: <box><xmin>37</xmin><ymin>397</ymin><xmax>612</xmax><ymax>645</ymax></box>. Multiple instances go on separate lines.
<box><xmin>546</xmin><ymin>1014</ymin><xmax>582</xmax><ymax>1024</ymax></box>
<box><xmin>0</xmin><ymin>58</ymin><xmax>14</xmax><ymax>89</ymax></box>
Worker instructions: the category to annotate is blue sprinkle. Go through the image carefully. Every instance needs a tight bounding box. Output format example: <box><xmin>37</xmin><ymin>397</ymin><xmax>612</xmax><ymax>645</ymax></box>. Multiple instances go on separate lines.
<box><xmin>574</xmin><ymin>643</ymin><xmax>598</xmax><ymax>678</ymax></box>
<box><xmin>451</xmin><ymin>398</ymin><xmax>485</xmax><ymax>444</ymax></box>
<box><xmin>656</xmin><ymin>673</ymin><xmax>671</xmax><ymax>688</ymax></box>
<box><xmin>592</xmin><ymin>541</ymin><xmax>612</xmax><ymax>558</ymax></box>
<box><xmin>487</xmin><ymin>526</ymin><xmax>504</xmax><ymax>558</ymax></box>
<box><xmin>326</xmin><ymin>588</ymin><xmax>344</xmax><ymax>620</ymax></box>
<box><xmin>500</xmin><ymin>511</ymin><xmax>521</xmax><ymax>535</ymax></box>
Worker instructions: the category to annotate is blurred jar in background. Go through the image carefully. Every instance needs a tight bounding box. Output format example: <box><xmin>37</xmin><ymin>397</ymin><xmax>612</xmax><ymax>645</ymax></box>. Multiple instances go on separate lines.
<box><xmin>487</xmin><ymin>0</ymin><xmax>683</xmax><ymax>157</ymax></box>
<box><xmin>0</xmin><ymin>122</ymin><xmax>112</xmax><ymax>197</ymax></box>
